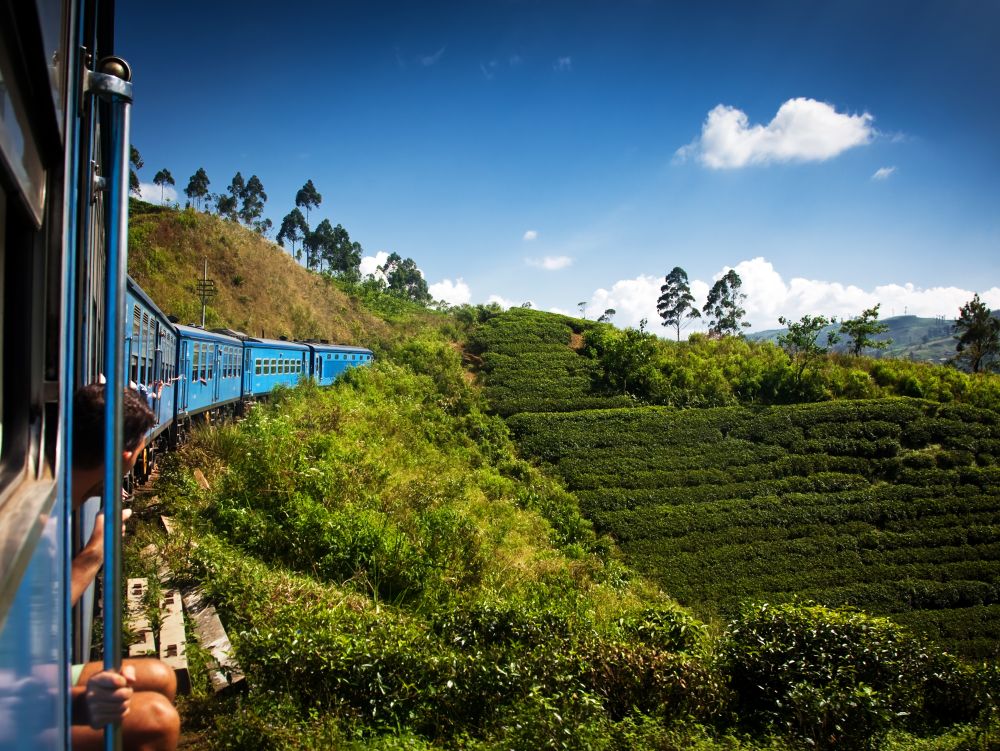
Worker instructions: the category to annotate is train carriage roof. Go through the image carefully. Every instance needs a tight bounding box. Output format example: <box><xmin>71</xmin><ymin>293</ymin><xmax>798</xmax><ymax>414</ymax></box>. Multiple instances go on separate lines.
<box><xmin>305</xmin><ymin>342</ymin><xmax>374</xmax><ymax>355</ymax></box>
<box><xmin>243</xmin><ymin>337</ymin><xmax>310</xmax><ymax>352</ymax></box>
<box><xmin>174</xmin><ymin>324</ymin><xmax>243</xmax><ymax>345</ymax></box>
<box><xmin>127</xmin><ymin>276</ymin><xmax>176</xmax><ymax>331</ymax></box>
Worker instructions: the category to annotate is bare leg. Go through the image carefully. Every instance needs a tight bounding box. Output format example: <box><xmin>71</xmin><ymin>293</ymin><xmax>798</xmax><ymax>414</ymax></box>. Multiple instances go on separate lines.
<box><xmin>71</xmin><ymin>690</ymin><xmax>179</xmax><ymax>751</ymax></box>
<box><xmin>75</xmin><ymin>658</ymin><xmax>177</xmax><ymax>701</ymax></box>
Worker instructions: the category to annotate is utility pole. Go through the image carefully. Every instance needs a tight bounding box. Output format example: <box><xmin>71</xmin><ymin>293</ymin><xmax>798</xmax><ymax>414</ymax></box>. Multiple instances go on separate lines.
<box><xmin>196</xmin><ymin>258</ymin><xmax>217</xmax><ymax>327</ymax></box>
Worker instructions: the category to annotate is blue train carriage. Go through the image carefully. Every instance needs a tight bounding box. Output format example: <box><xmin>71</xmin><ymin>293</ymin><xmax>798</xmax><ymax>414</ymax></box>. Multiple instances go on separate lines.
<box><xmin>125</xmin><ymin>277</ymin><xmax>178</xmax><ymax>475</ymax></box>
<box><xmin>174</xmin><ymin>325</ymin><xmax>244</xmax><ymax>424</ymax></box>
<box><xmin>305</xmin><ymin>342</ymin><xmax>375</xmax><ymax>386</ymax></box>
<box><xmin>243</xmin><ymin>337</ymin><xmax>310</xmax><ymax>397</ymax></box>
<box><xmin>1</xmin><ymin>0</ymin><xmax>130</xmax><ymax>746</ymax></box>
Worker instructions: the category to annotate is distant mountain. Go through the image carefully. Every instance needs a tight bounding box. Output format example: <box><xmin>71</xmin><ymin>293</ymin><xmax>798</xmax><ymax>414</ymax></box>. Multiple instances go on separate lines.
<box><xmin>749</xmin><ymin>313</ymin><xmax>998</xmax><ymax>364</ymax></box>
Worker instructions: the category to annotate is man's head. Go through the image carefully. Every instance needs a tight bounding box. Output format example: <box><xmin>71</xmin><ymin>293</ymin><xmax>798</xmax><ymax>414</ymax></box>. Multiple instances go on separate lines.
<box><xmin>73</xmin><ymin>383</ymin><xmax>155</xmax><ymax>471</ymax></box>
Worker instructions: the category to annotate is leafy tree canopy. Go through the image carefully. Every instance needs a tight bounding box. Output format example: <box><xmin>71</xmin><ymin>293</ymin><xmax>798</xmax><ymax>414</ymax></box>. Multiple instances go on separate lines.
<box><xmin>129</xmin><ymin>145</ymin><xmax>144</xmax><ymax>196</ymax></box>
<box><xmin>778</xmin><ymin>313</ymin><xmax>839</xmax><ymax>386</ymax></box>
<box><xmin>703</xmin><ymin>269</ymin><xmax>750</xmax><ymax>337</ymax></box>
<box><xmin>657</xmin><ymin>266</ymin><xmax>701</xmax><ymax>341</ymax></box>
<box><xmin>152</xmin><ymin>168</ymin><xmax>175</xmax><ymax>202</ymax></box>
<box><xmin>295</xmin><ymin>179</ymin><xmax>322</xmax><ymax>222</ymax></box>
<box><xmin>840</xmin><ymin>304</ymin><xmax>891</xmax><ymax>356</ymax></box>
<box><xmin>184</xmin><ymin>168</ymin><xmax>210</xmax><ymax>210</ymax></box>
<box><xmin>380</xmin><ymin>252</ymin><xmax>431</xmax><ymax>303</ymax></box>
<box><xmin>953</xmin><ymin>293</ymin><xmax>1000</xmax><ymax>373</ymax></box>
<box><xmin>276</xmin><ymin>208</ymin><xmax>309</xmax><ymax>258</ymax></box>
<box><xmin>239</xmin><ymin>174</ymin><xmax>267</xmax><ymax>226</ymax></box>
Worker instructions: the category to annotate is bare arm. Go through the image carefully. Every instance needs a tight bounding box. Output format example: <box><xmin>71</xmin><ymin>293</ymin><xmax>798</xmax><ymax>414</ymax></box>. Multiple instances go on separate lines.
<box><xmin>71</xmin><ymin>514</ymin><xmax>104</xmax><ymax>606</ymax></box>
<box><xmin>70</xmin><ymin>508</ymin><xmax>132</xmax><ymax>606</ymax></box>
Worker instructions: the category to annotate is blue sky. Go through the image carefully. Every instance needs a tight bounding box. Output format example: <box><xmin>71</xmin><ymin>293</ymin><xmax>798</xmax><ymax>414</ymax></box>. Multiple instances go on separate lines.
<box><xmin>118</xmin><ymin>0</ymin><xmax>999</xmax><ymax>330</ymax></box>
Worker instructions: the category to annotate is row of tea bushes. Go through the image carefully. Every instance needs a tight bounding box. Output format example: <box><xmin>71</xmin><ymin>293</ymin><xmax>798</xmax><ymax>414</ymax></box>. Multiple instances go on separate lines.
<box><xmin>508</xmin><ymin>398</ymin><xmax>1000</xmax><ymax>657</ymax></box>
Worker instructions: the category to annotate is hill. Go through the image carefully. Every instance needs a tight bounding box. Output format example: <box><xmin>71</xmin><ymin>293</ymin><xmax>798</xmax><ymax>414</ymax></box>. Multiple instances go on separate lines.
<box><xmin>751</xmin><ymin>313</ymin><xmax>994</xmax><ymax>364</ymax></box>
<box><xmin>474</xmin><ymin>308</ymin><xmax>1000</xmax><ymax>657</ymax></box>
<box><xmin>128</xmin><ymin>200</ymin><xmax>435</xmax><ymax>348</ymax></box>
<box><xmin>125</xmin><ymin>207</ymin><xmax>999</xmax><ymax>750</ymax></box>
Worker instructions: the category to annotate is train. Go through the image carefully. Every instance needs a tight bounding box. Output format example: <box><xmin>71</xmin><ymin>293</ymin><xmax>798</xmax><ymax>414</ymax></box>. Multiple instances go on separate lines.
<box><xmin>126</xmin><ymin>277</ymin><xmax>372</xmax><ymax>482</ymax></box>
<box><xmin>0</xmin><ymin>3</ymin><xmax>370</xmax><ymax>748</ymax></box>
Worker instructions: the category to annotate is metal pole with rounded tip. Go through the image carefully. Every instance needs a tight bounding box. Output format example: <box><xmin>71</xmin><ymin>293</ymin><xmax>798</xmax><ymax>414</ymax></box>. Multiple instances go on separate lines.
<box><xmin>87</xmin><ymin>54</ymin><xmax>133</xmax><ymax>751</ymax></box>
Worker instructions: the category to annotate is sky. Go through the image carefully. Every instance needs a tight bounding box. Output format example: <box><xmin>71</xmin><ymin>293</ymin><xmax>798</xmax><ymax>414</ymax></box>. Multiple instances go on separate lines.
<box><xmin>117</xmin><ymin>0</ymin><xmax>1000</xmax><ymax>332</ymax></box>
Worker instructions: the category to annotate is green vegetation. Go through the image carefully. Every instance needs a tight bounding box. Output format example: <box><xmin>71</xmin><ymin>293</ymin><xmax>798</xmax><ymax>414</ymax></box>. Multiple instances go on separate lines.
<box><xmin>141</xmin><ymin>363</ymin><xmax>996</xmax><ymax>750</ymax></box>
<box><xmin>473</xmin><ymin>307</ymin><xmax>1000</xmax><ymax>414</ymax></box>
<box><xmin>125</xmin><ymin>210</ymin><xmax>999</xmax><ymax>748</ymax></box>
<box><xmin>508</xmin><ymin>399</ymin><xmax>1000</xmax><ymax>657</ymax></box>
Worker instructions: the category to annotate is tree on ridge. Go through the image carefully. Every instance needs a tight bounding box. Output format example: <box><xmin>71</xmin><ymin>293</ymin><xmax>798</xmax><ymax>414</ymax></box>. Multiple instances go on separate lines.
<box><xmin>953</xmin><ymin>294</ymin><xmax>1000</xmax><ymax>373</ymax></box>
<box><xmin>184</xmin><ymin>168</ymin><xmax>211</xmax><ymax>210</ymax></box>
<box><xmin>276</xmin><ymin>208</ymin><xmax>309</xmax><ymax>259</ymax></box>
<box><xmin>152</xmin><ymin>168</ymin><xmax>175</xmax><ymax>203</ymax></box>
<box><xmin>657</xmin><ymin>266</ymin><xmax>701</xmax><ymax>341</ymax></box>
<box><xmin>703</xmin><ymin>269</ymin><xmax>750</xmax><ymax>337</ymax></box>
<box><xmin>295</xmin><ymin>179</ymin><xmax>322</xmax><ymax>224</ymax></box>
<box><xmin>840</xmin><ymin>304</ymin><xmax>891</xmax><ymax>356</ymax></box>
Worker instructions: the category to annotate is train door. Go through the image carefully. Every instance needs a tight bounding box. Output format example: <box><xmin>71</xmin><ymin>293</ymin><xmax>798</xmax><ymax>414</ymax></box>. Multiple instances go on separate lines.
<box><xmin>179</xmin><ymin>340</ymin><xmax>190</xmax><ymax>412</ymax></box>
<box><xmin>213</xmin><ymin>344</ymin><xmax>221</xmax><ymax>402</ymax></box>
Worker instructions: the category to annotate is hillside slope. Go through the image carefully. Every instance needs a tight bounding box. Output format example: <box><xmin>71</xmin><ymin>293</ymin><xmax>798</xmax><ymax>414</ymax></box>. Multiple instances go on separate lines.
<box><xmin>128</xmin><ymin>201</ymin><xmax>408</xmax><ymax>347</ymax></box>
<box><xmin>475</xmin><ymin>308</ymin><xmax>1000</xmax><ymax>657</ymax></box>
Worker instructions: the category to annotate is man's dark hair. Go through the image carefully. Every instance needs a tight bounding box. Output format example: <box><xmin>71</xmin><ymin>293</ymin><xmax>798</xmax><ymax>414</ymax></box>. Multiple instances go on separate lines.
<box><xmin>73</xmin><ymin>384</ymin><xmax>156</xmax><ymax>469</ymax></box>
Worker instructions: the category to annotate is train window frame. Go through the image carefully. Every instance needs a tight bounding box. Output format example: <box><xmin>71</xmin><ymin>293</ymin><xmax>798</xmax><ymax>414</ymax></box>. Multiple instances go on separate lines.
<box><xmin>207</xmin><ymin>345</ymin><xmax>214</xmax><ymax>381</ymax></box>
<box><xmin>255</xmin><ymin>358</ymin><xmax>261</xmax><ymax>376</ymax></box>
<box><xmin>131</xmin><ymin>306</ymin><xmax>141</xmax><ymax>382</ymax></box>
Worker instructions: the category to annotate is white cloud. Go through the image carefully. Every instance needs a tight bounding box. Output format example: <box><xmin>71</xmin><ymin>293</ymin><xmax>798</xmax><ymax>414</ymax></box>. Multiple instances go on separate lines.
<box><xmin>487</xmin><ymin>294</ymin><xmax>518</xmax><ymax>309</ymax></box>
<box><xmin>526</xmin><ymin>255</ymin><xmax>572</xmax><ymax>271</ymax></box>
<box><xmin>429</xmin><ymin>278</ymin><xmax>471</xmax><ymax>305</ymax></box>
<box><xmin>872</xmin><ymin>166</ymin><xmax>897</xmax><ymax>180</ymax></box>
<box><xmin>419</xmin><ymin>48</ymin><xmax>445</xmax><ymax>67</ymax></box>
<box><xmin>587</xmin><ymin>275</ymin><xmax>663</xmax><ymax>329</ymax></box>
<box><xmin>360</xmin><ymin>251</ymin><xmax>390</xmax><ymax>280</ymax></box>
<box><xmin>554</xmin><ymin>56</ymin><xmax>572</xmax><ymax>72</ymax></box>
<box><xmin>678</xmin><ymin>98</ymin><xmax>875</xmax><ymax>169</ymax></box>
<box><xmin>522</xmin><ymin>230</ymin><xmax>538</xmax><ymax>241</ymax></box>
<box><xmin>583</xmin><ymin>257</ymin><xmax>1000</xmax><ymax>335</ymax></box>
<box><xmin>712</xmin><ymin>257</ymin><xmax>1000</xmax><ymax>330</ymax></box>
<box><xmin>138</xmin><ymin>182</ymin><xmax>177</xmax><ymax>205</ymax></box>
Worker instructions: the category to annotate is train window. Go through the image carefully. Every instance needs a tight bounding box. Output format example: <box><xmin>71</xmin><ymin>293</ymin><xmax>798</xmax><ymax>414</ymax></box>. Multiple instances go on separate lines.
<box><xmin>271</xmin><ymin>358</ymin><xmax>276</xmax><ymax>374</ymax></box>
<box><xmin>255</xmin><ymin>358</ymin><xmax>261</xmax><ymax>375</ymax></box>
<box><xmin>207</xmin><ymin>346</ymin><xmax>214</xmax><ymax>380</ymax></box>
<box><xmin>131</xmin><ymin>307</ymin><xmax>141</xmax><ymax>382</ymax></box>
<box><xmin>192</xmin><ymin>344</ymin><xmax>200</xmax><ymax>382</ymax></box>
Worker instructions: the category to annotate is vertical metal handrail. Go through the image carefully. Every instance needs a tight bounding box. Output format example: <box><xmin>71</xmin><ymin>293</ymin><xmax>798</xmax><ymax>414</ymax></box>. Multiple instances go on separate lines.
<box><xmin>84</xmin><ymin>56</ymin><xmax>132</xmax><ymax>751</ymax></box>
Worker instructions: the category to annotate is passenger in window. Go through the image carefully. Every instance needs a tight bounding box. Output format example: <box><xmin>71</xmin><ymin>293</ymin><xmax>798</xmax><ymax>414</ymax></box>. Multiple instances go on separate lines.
<box><xmin>71</xmin><ymin>385</ymin><xmax>180</xmax><ymax>751</ymax></box>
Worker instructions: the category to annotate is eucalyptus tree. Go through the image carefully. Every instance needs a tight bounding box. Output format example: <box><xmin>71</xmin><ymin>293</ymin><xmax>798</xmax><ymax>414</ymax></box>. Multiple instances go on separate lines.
<box><xmin>325</xmin><ymin>223</ymin><xmax>363</xmax><ymax>276</ymax></box>
<box><xmin>657</xmin><ymin>266</ymin><xmax>701</xmax><ymax>341</ymax></box>
<box><xmin>152</xmin><ymin>168</ymin><xmax>175</xmax><ymax>203</ymax></box>
<box><xmin>129</xmin><ymin>145</ymin><xmax>144</xmax><ymax>196</ymax></box>
<box><xmin>239</xmin><ymin>174</ymin><xmax>267</xmax><ymax>226</ymax></box>
<box><xmin>276</xmin><ymin>208</ymin><xmax>309</xmax><ymax>259</ymax></box>
<box><xmin>184</xmin><ymin>168</ymin><xmax>210</xmax><ymax>210</ymax></box>
<box><xmin>295</xmin><ymin>179</ymin><xmax>322</xmax><ymax>224</ymax></box>
<box><xmin>380</xmin><ymin>252</ymin><xmax>431</xmax><ymax>302</ymax></box>
<box><xmin>703</xmin><ymin>269</ymin><xmax>750</xmax><ymax>337</ymax></box>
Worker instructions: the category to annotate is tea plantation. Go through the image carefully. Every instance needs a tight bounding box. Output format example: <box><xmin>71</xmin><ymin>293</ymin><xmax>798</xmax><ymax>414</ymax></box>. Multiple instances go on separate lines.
<box><xmin>508</xmin><ymin>400</ymin><xmax>1000</xmax><ymax>657</ymax></box>
<box><xmin>478</xmin><ymin>308</ymin><xmax>1000</xmax><ymax>658</ymax></box>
